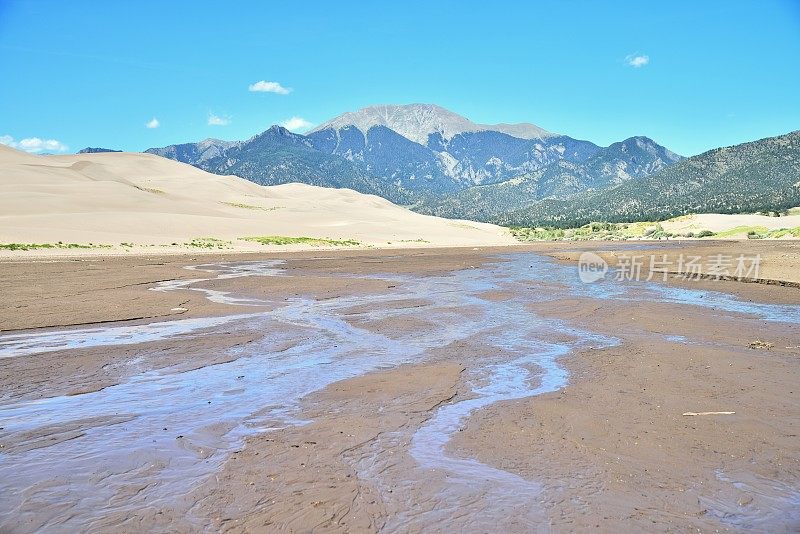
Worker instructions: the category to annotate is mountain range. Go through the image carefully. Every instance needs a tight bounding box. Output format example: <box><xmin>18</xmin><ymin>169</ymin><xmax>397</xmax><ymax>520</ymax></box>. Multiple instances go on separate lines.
<box><xmin>498</xmin><ymin>130</ymin><xmax>800</xmax><ymax>227</ymax></box>
<box><xmin>148</xmin><ymin>127</ymin><xmax>404</xmax><ymax>198</ymax></box>
<box><xmin>413</xmin><ymin>135</ymin><xmax>682</xmax><ymax>221</ymax></box>
<box><xmin>146</xmin><ymin>104</ymin><xmax>682</xmax><ymax>208</ymax></box>
<box><xmin>139</xmin><ymin>104</ymin><xmax>798</xmax><ymax>227</ymax></box>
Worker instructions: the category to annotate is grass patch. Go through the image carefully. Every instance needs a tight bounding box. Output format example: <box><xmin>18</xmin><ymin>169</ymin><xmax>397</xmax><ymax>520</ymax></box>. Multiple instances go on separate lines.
<box><xmin>766</xmin><ymin>227</ymin><xmax>800</xmax><ymax>238</ymax></box>
<box><xmin>398</xmin><ymin>238</ymin><xmax>431</xmax><ymax>243</ymax></box>
<box><xmin>511</xmin><ymin>221</ymin><xmax>675</xmax><ymax>242</ymax></box>
<box><xmin>0</xmin><ymin>242</ymin><xmax>112</xmax><ymax>251</ymax></box>
<box><xmin>222</xmin><ymin>202</ymin><xmax>283</xmax><ymax>211</ymax></box>
<box><xmin>184</xmin><ymin>237</ymin><xmax>233</xmax><ymax>249</ymax></box>
<box><xmin>240</xmin><ymin>236</ymin><xmax>361</xmax><ymax>247</ymax></box>
<box><xmin>712</xmin><ymin>225</ymin><xmax>770</xmax><ymax>238</ymax></box>
<box><xmin>510</xmin><ymin>227</ymin><xmax>567</xmax><ymax>241</ymax></box>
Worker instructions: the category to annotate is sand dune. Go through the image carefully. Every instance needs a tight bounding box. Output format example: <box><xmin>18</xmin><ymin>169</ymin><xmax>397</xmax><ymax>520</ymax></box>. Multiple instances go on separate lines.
<box><xmin>0</xmin><ymin>145</ymin><xmax>515</xmax><ymax>251</ymax></box>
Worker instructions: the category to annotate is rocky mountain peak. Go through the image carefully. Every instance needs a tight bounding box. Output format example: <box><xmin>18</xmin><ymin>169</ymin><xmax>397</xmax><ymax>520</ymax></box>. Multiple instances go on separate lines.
<box><xmin>310</xmin><ymin>103</ymin><xmax>553</xmax><ymax>146</ymax></box>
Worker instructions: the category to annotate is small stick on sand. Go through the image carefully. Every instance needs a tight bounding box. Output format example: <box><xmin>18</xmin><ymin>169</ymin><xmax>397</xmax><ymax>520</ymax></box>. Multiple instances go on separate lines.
<box><xmin>682</xmin><ymin>411</ymin><xmax>736</xmax><ymax>416</ymax></box>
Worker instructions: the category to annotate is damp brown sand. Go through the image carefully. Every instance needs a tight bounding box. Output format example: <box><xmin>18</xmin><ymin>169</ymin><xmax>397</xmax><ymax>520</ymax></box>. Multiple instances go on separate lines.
<box><xmin>1</xmin><ymin>242</ymin><xmax>799</xmax><ymax>532</ymax></box>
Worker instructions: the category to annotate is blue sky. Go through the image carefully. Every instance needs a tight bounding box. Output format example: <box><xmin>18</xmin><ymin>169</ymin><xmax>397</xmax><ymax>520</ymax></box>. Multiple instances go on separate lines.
<box><xmin>1</xmin><ymin>0</ymin><xmax>798</xmax><ymax>156</ymax></box>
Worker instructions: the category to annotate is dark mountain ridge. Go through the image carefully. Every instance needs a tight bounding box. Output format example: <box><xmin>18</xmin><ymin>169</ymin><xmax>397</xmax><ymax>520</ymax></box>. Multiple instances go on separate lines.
<box><xmin>499</xmin><ymin>131</ymin><xmax>800</xmax><ymax>227</ymax></box>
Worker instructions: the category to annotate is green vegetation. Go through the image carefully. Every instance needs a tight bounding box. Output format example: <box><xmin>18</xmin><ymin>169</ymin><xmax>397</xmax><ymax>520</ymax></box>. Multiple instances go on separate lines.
<box><xmin>726</xmin><ymin>226</ymin><xmax>800</xmax><ymax>239</ymax></box>
<box><xmin>767</xmin><ymin>227</ymin><xmax>800</xmax><ymax>238</ymax></box>
<box><xmin>222</xmin><ymin>202</ymin><xmax>283</xmax><ymax>211</ymax></box>
<box><xmin>510</xmin><ymin>227</ymin><xmax>567</xmax><ymax>241</ymax></box>
<box><xmin>398</xmin><ymin>238</ymin><xmax>431</xmax><ymax>243</ymax></box>
<box><xmin>682</xmin><ymin>225</ymin><xmax>799</xmax><ymax>240</ymax></box>
<box><xmin>184</xmin><ymin>237</ymin><xmax>232</xmax><ymax>249</ymax></box>
<box><xmin>511</xmin><ymin>222</ymin><xmax>677</xmax><ymax>242</ymax></box>
<box><xmin>511</xmin><ymin>222</ymin><xmax>800</xmax><ymax>242</ymax></box>
<box><xmin>240</xmin><ymin>236</ymin><xmax>361</xmax><ymax>247</ymax></box>
<box><xmin>711</xmin><ymin>225</ymin><xmax>770</xmax><ymax>238</ymax></box>
<box><xmin>0</xmin><ymin>242</ymin><xmax>112</xmax><ymax>251</ymax></box>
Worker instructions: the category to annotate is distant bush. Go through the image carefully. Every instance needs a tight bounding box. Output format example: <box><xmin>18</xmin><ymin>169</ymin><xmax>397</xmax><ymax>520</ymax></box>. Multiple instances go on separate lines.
<box><xmin>184</xmin><ymin>238</ymin><xmax>232</xmax><ymax>249</ymax></box>
<box><xmin>240</xmin><ymin>236</ymin><xmax>361</xmax><ymax>246</ymax></box>
<box><xmin>0</xmin><ymin>242</ymin><xmax>112</xmax><ymax>251</ymax></box>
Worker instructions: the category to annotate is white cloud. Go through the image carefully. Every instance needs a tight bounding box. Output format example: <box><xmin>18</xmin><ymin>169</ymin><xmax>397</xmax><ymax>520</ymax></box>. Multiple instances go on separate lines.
<box><xmin>248</xmin><ymin>80</ymin><xmax>291</xmax><ymax>94</ymax></box>
<box><xmin>0</xmin><ymin>134</ymin><xmax>68</xmax><ymax>153</ymax></box>
<box><xmin>280</xmin><ymin>116</ymin><xmax>314</xmax><ymax>132</ymax></box>
<box><xmin>625</xmin><ymin>54</ymin><xmax>650</xmax><ymax>68</ymax></box>
<box><xmin>146</xmin><ymin>117</ymin><xmax>160</xmax><ymax>129</ymax></box>
<box><xmin>208</xmin><ymin>113</ymin><xmax>231</xmax><ymax>126</ymax></box>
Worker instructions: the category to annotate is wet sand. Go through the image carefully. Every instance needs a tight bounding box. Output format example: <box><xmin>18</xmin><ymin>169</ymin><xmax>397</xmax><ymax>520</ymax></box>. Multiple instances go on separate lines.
<box><xmin>1</xmin><ymin>243</ymin><xmax>798</xmax><ymax>532</ymax></box>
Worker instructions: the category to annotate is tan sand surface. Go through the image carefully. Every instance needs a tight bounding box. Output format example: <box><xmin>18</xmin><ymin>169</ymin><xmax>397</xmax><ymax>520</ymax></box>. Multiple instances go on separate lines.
<box><xmin>0</xmin><ymin>145</ymin><xmax>514</xmax><ymax>252</ymax></box>
<box><xmin>453</xmin><ymin>292</ymin><xmax>800</xmax><ymax>531</ymax></box>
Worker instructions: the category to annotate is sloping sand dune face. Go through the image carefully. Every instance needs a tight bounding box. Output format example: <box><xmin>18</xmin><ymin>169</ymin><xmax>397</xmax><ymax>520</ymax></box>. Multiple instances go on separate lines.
<box><xmin>0</xmin><ymin>145</ymin><xmax>515</xmax><ymax>249</ymax></box>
